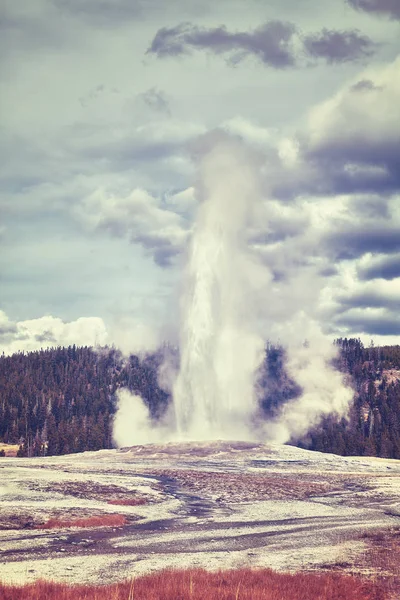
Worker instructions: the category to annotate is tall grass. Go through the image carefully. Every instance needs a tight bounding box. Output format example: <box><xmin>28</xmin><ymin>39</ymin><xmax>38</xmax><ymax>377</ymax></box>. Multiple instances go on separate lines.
<box><xmin>0</xmin><ymin>567</ymin><xmax>383</xmax><ymax>600</ymax></box>
<box><xmin>362</xmin><ymin>528</ymin><xmax>400</xmax><ymax>599</ymax></box>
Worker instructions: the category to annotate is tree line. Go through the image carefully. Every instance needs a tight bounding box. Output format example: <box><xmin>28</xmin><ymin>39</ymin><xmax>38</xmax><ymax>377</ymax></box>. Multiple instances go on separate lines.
<box><xmin>0</xmin><ymin>339</ymin><xmax>399</xmax><ymax>458</ymax></box>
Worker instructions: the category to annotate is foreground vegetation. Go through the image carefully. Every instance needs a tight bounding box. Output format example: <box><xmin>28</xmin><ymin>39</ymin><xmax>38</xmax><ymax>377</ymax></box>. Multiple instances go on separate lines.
<box><xmin>0</xmin><ymin>568</ymin><xmax>384</xmax><ymax>600</ymax></box>
<box><xmin>0</xmin><ymin>339</ymin><xmax>399</xmax><ymax>458</ymax></box>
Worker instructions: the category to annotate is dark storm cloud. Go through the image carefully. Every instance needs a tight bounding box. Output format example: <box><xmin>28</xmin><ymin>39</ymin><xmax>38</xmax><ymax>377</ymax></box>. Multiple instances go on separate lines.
<box><xmin>347</xmin><ymin>0</ymin><xmax>400</xmax><ymax>20</ymax></box>
<box><xmin>147</xmin><ymin>21</ymin><xmax>298</xmax><ymax>68</ymax></box>
<box><xmin>335</xmin><ymin>312</ymin><xmax>400</xmax><ymax>336</ymax></box>
<box><xmin>325</xmin><ymin>224</ymin><xmax>400</xmax><ymax>260</ymax></box>
<box><xmin>358</xmin><ymin>254</ymin><xmax>400</xmax><ymax>281</ymax></box>
<box><xmin>303</xmin><ymin>29</ymin><xmax>376</xmax><ymax>63</ymax></box>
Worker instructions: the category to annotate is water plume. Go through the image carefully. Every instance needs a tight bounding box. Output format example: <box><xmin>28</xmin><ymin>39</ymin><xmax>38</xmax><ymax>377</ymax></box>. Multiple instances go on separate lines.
<box><xmin>172</xmin><ymin>134</ymin><xmax>266</xmax><ymax>439</ymax></box>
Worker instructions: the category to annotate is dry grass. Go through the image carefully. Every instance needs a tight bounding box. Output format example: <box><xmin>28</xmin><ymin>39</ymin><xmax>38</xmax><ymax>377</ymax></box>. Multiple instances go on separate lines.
<box><xmin>27</xmin><ymin>481</ymin><xmax>142</xmax><ymax>502</ymax></box>
<box><xmin>151</xmin><ymin>469</ymin><xmax>367</xmax><ymax>502</ymax></box>
<box><xmin>37</xmin><ymin>514</ymin><xmax>127</xmax><ymax>529</ymax></box>
<box><xmin>0</xmin><ymin>568</ymin><xmax>383</xmax><ymax>600</ymax></box>
<box><xmin>107</xmin><ymin>498</ymin><xmax>147</xmax><ymax>506</ymax></box>
<box><xmin>361</xmin><ymin>528</ymin><xmax>400</xmax><ymax>599</ymax></box>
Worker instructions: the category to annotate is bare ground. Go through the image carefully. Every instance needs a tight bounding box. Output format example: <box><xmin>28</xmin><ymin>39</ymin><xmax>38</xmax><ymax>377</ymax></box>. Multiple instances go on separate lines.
<box><xmin>1</xmin><ymin>441</ymin><xmax>400</xmax><ymax>587</ymax></box>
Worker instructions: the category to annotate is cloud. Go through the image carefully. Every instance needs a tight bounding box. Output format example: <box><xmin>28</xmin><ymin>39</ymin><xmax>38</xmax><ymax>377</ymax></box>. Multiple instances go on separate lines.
<box><xmin>303</xmin><ymin>28</ymin><xmax>376</xmax><ymax>63</ymax></box>
<box><xmin>74</xmin><ymin>187</ymin><xmax>190</xmax><ymax>266</ymax></box>
<box><xmin>0</xmin><ymin>309</ymin><xmax>163</xmax><ymax>356</ymax></box>
<box><xmin>325</xmin><ymin>223</ymin><xmax>400</xmax><ymax>260</ymax></box>
<box><xmin>147</xmin><ymin>21</ymin><xmax>378</xmax><ymax>69</ymax></box>
<box><xmin>303</xmin><ymin>56</ymin><xmax>400</xmax><ymax>195</ymax></box>
<box><xmin>0</xmin><ymin>310</ymin><xmax>108</xmax><ymax>355</ymax></box>
<box><xmin>357</xmin><ymin>253</ymin><xmax>400</xmax><ymax>280</ymax></box>
<box><xmin>325</xmin><ymin>274</ymin><xmax>400</xmax><ymax>339</ymax></box>
<box><xmin>147</xmin><ymin>21</ymin><xmax>298</xmax><ymax>68</ymax></box>
<box><xmin>334</xmin><ymin>308</ymin><xmax>400</xmax><ymax>336</ymax></box>
<box><xmin>336</xmin><ymin>279</ymin><xmax>400</xmax><ymax>310</ymax></box>
<box><xmin>347</xmin><ymin>0</ymin><xmax>400</xmax><ymax>20</ymax></box>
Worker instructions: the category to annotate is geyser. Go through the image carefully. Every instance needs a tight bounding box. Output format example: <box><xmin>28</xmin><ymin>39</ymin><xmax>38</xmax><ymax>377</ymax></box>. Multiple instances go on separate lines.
<box><xmin>172</xmin><ymin>135</ymin><xmax>265</xmax><ymax>439</ymax></box>
<box><xmin>113</xmin><ymin>133</ymin><xmax>353</xmax><ymax>448</ymax></box>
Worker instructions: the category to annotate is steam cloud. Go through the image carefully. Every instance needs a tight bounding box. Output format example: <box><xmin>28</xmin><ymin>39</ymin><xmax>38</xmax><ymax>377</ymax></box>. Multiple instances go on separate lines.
<box><xmin>113</xmin><ymin>390</ymin><xmax>156</xmax><ymax>447</ymax></box>
<box><xmin>113</xmin><ymin>134</ymin><xmax>353</xmax><ymax>447</ymax></box>
<box><xmin>265</xmin><ymin>316</ymin><xmax>353</xmax><ymax>443</ymax></box>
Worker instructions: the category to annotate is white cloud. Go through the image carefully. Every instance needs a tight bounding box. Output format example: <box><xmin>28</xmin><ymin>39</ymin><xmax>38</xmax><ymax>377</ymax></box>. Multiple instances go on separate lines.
<box><xmin>0</xmin><ymin>309</ymin><xmax>164</xmax><ymax>357</ymax></box>
<box><xmin>0</xmin><ymin>310</ymin><xmax>107</xmax><ymax>355</ymax></box>
<box><xmin>74</xmin><ymin>187</ymin><xmax>190</xmax><ymax>266</ymax></box>
<box><xmin>306</xmin><ymin>55</ymin><xmax>400</xmax><ymax>153</ymax></box>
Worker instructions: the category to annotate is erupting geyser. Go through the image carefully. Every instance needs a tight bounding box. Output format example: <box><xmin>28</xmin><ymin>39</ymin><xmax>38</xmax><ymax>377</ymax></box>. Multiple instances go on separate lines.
<box><xmin>113</xmin><ymin>134</ymin><xmax>353</xmax><ymax>448</ymax></box>
<box><xmin>173</xmin><ymin>136</ymin><xmax>265</xmax><ymax>439</ymax></box>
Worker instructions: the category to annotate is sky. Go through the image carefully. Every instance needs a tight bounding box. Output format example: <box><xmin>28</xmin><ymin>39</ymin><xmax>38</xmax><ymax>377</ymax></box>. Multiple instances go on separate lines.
<box><xmin>1</xmin><ymin>0</ymin><xmax>400</xmax><ymax>355</ymax></box>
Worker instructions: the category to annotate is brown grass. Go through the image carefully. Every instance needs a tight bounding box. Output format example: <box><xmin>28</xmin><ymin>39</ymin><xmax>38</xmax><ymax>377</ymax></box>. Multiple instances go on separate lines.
<box><xmin>0</xmin><ymin>568</ymin><xmax>384</xmax><ymax>600</ymax></box>
<box><xmin>30</xmin><ymin>481</ymin><xmax>141</xmax><ymax>502</ymax></box>
<box><xmin>150</xmin><ymin>469</ymin><xmax>368</xmax><ymax>502</ymax></box>
<box><xmin>37</xmin><ymin>514</ymin><xmax>127</xmax><ymax>529</ymax></box>
<box><xmin>107</xmin><ymin>498</ymin><xmax>147</xmax><ymax>506</ymax></box>
<box><xmin>361</xmin><ymin>528</ymin><xmax>400</xmax><ymax>599</ymax></box>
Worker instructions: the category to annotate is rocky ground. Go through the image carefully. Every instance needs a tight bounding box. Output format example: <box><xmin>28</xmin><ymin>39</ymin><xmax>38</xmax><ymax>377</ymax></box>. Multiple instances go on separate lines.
<box><xmin>1</xmin><ymin>441</ymin><xmax>400</xmax><ymax>585</ymax></box>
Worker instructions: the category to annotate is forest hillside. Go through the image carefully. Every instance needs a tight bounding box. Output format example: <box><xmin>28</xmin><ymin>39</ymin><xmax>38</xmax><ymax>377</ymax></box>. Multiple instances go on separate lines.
<box><xmin>0</xmin><ymin>339</ymin><xmax>399</xmax><ymax>458</ymax></box>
